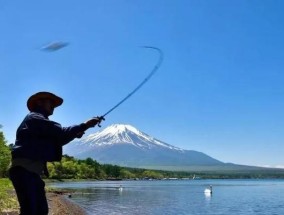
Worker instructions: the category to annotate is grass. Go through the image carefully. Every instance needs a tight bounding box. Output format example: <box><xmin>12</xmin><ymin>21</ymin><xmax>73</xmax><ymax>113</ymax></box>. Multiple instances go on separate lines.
<box><xmin>0</xmin><ymin>178</ymin><xmax>19</xmax><ymax>213</ymax></box>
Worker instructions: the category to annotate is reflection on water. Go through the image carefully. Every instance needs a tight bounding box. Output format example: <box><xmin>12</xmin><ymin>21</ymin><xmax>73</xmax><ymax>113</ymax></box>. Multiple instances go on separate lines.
<box><xmin>48</xmin><ymin>180</ymin><xmax>284</xmax><ymax>215</ymax></box>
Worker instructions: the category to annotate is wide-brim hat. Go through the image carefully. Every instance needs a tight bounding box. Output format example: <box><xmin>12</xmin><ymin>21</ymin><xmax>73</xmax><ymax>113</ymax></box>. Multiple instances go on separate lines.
<box><xmin>27</xmin><ymin>91</ymin><xmax>63</xmax><ymax>111</ymax></box>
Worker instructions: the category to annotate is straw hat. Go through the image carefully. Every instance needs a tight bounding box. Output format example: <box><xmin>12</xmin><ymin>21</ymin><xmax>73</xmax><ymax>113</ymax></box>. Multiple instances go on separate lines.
<box><xmin>27</xmin><ymin>92</ymin><xmax>63</xmax><ymax>111</ymax></box>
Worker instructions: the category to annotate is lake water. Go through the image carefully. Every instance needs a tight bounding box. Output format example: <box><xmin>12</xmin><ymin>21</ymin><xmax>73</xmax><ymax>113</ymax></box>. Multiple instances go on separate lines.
<box><xmin>48</xmin><ymin>179</ymin><xmax>284</xmax><ymax>215</ymax></box>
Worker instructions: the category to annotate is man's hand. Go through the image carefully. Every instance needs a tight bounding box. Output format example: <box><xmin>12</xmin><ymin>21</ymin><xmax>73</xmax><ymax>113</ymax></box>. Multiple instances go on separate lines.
<box><xmin>84</xmin><ymin>117</ymin><xmax>102</xmax><ymax>129</ymax></box>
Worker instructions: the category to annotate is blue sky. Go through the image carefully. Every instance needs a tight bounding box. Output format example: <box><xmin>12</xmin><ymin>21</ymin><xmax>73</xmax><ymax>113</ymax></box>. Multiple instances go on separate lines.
<box><xmin>1</xmin><ymin>0</ymin><xmax>284</xmax><ymax>168</ymax></box>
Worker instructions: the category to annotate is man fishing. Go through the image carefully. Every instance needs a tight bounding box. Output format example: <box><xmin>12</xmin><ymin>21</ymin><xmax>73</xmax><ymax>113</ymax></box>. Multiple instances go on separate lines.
<box><xmin>9</xmin><ymin>91</ymin><xmax>103</xmax><ymax>215</ymax></box>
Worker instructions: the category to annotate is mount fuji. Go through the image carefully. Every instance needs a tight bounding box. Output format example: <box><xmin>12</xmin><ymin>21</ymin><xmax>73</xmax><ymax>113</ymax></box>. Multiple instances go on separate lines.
<box><xmin>64</xmin><ymin>124</ymin><xmax>229</xmax><ymax>170</ymax></box>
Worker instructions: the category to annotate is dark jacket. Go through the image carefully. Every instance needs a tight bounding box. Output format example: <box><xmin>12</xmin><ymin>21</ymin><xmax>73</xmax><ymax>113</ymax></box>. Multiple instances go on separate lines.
<box><xmin>12</xmin><ymin>111</ymin><xmax>87</xmax><ymax>162</ymax></box>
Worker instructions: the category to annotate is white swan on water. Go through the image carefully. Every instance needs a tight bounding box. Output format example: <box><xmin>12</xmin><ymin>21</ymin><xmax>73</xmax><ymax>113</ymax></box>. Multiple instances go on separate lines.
<box><xmin>204</xmin><ymin>185</ymin><xmax>212</xmax><ymax>194</ymax></box>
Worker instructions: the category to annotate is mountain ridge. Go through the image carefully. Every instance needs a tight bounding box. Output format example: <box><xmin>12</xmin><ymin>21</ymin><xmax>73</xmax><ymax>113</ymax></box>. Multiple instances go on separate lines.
<box><xmin>64</xmin><ymin>124</ymin><xmax>284</xmax><ymax>173</ymax></box>
<box><xmin>64</xmin><ymin>124</ymin><xmax>226</xmax><ymax>169</ymax></box>
<box><xmin>80</xmin><ymin>124</ymin><xmax>184</xmax><ymax>151</ymax></box>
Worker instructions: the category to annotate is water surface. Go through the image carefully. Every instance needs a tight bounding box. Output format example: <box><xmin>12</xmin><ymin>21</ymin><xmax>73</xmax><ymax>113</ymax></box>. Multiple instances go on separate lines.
<box><xmin>48</xmin><ymin>179</ymin><xmax>284</xmax><ymax>215</ymax></box>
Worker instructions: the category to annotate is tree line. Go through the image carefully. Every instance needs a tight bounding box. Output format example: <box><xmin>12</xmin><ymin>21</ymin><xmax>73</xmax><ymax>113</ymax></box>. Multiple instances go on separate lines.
<box><xmin>0</xmin><ymin>130</ymin><xmax>11</xmax><ymax>178</ymax></box>
<box><xmin>46</xmin><ymin>155</ymin><xmax>170</xmax><ymax>180</ymax></box>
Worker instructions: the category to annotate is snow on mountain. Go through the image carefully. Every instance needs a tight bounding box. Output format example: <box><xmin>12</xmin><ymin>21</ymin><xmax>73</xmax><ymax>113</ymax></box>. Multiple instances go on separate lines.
<box><xmin>64</xmin><ymin>124</ymin><xmax>224</xmax><ymax>168</ymax></box>
<box><xmin>80</xmin><ymin>124</ymin><xmax>183</xmax><ymax>151</ymax></box>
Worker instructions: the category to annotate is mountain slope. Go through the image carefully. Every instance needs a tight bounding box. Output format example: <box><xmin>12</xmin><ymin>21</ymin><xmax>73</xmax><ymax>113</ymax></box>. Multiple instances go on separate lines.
<box><xmin>64</xmin><ymin>124</ymin><xmax>224</xmax><ymax>168</ymax></box>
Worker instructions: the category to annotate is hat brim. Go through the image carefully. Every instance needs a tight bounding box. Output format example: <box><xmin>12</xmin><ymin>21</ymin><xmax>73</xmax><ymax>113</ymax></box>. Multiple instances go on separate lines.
<box><xmin>27</xmin><ymin>92</ymin><xmax>63</xmax><ymax>111</ymax></box>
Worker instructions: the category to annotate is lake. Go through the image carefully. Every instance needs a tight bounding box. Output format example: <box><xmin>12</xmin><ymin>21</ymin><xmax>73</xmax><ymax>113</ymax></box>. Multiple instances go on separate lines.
<box><xmin>48</xmin><ymin>179</ymin><xmax>284</xmax><ymax>215</ymax></box>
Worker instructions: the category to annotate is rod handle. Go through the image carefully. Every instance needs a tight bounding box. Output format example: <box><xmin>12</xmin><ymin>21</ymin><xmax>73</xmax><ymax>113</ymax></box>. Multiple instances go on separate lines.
<box><xmin>97</xmin><ymin>116</ymin><xmax>105</xmax><ymax>127</ymax></box>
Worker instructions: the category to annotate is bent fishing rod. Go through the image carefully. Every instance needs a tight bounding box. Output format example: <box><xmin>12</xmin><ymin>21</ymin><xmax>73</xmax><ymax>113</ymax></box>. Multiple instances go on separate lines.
<box><xmin>96</xmin><ymin>46</ymin><xmax>164</xmax><ymax>127</ymax></box>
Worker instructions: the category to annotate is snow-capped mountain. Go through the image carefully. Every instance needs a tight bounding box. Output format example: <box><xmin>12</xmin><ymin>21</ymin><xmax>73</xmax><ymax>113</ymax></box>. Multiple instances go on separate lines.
<box><xmin>80</xmin><ymin>124</ymin><xmax>183</xmax><ymax>151</ymax></box>
<box><xmin>64</xmin><ymin>124</ymin><xmax>224</xmax><ymax>169</ymax></box>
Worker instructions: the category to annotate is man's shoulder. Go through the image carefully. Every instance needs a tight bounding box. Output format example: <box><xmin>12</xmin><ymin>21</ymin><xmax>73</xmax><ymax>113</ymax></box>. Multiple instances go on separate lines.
<box><xmin>27</xmin><ymin>112</ymin><xmax>46</xmax><ymax>119</ymax></box>
<box><xmin>26</xmin><ymin>112</ymin><xmax>62</xmax><ymax>127</ymax></box>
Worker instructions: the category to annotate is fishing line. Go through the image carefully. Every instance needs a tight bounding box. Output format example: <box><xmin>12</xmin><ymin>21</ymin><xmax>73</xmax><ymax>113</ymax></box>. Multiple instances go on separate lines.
<box><xmin>97</xmin><ymin>46</ymin><xmax>164</xmax><ymax>126</ymax></box>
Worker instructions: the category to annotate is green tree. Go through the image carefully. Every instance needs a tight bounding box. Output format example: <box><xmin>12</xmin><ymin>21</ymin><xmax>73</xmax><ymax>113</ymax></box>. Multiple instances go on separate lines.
<box><xmin>142</xmin><ymin>170</ymin><xmax>163</xmax><ymax>179</ymax></box>
<box><xmin>82</xmin><ymin>158</ymin><xmax>102</xmax><ymax>178</ymax></box>
<box><xmin>61</xmin><ymin>160</ymin><xmax>78</xmax><ymax>179</ymax></box>
<box><xmin>103</xmin><ymin>164</ymin><xmax>121</xmax><ymax>178</ymax></box>
<box><xmin>77</xmin><ymin>163</ymin><xmax>96</xmax><ymax>179</ymax></box>
<box><xmin>0</xmin><ymin>132</ymin><xmax>11</xmax><ymax>178</ymax></box>
<box><xmin>120</xmin><ymin>169</ymin><xmax>136</xmax><ymax>179</ymax></box>
<box><xmin>48</xmin><ymin>162</ymin><xmax>64</xmax><ymax>179</ymax></box>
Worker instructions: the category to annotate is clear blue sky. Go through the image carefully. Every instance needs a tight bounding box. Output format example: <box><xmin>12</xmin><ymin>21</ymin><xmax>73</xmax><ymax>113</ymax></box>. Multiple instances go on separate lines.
<box><xmin>1</xmin><ymin>0</ymin><xmax>284</xmax><ymax>168</ymax></box>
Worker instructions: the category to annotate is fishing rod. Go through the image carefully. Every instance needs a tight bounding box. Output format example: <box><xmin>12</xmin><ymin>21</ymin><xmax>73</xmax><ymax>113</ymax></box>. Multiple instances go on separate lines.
<box><xmin>96</xmin><ymin>46</ymin><xmax>164</xmax><ymax>127</ymax></box>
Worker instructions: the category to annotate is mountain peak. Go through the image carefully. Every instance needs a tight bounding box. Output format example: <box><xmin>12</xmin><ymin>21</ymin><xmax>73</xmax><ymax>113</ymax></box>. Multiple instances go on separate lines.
<box><xmin>64</xmin><ymin>123</ymin><xmax>224</xmax><ymax>168</ymax></box>
<box><xmin>81</xmin><ymin>124</ymin><xmax>183</xmax><ymax>151</ymax></box>
<box><xmin>104</xmin><ymin>124</ymin><xmax>141</xmax><ymax>135</ymax></box>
